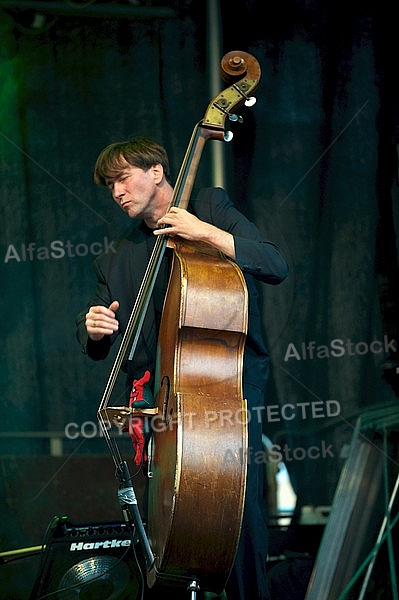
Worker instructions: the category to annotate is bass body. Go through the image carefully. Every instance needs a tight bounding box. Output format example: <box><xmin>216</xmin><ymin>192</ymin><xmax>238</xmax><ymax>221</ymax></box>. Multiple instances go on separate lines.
<box><xmin>147</xmin><ymin>238</ymin><xmax>248</xmax><ymax>594</ymax></box>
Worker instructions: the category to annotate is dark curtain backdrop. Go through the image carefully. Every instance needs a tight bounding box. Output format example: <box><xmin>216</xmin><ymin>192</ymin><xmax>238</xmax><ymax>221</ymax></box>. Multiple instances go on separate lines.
<box><xmin>1</xmin><ymin>0</ymin><xmax>399</xmax><ymax>596</ymax></box>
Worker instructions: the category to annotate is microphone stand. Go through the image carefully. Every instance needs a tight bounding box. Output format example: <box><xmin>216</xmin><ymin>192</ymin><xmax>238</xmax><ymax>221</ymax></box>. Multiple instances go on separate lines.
<box><xmin>116</xmin><ymin>459</ymin><xmax>155</xmax><ymax>570</ymax></box>
<box><xmin>97</xmin><ymin>406</ymin><xmax>156</xmax><ymax>572</ymax></box>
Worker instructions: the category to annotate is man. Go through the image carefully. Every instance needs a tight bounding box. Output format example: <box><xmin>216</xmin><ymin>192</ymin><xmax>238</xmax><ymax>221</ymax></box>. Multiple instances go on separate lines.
<box><xmin>76</xmin><ymin>137</ymin><xmax>289</xmax><ymax>599</ymax></box>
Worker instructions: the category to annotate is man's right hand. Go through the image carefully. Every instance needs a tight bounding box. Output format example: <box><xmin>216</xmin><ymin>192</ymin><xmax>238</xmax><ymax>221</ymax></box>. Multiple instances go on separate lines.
<box><xmin>85</xmin><ymin>300</ymin><xmax>120</xmax><ymax>341</ymax></box>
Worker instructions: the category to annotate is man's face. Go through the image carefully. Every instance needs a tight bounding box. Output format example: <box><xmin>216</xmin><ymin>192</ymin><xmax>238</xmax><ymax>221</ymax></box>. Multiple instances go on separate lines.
<box><xmin>105</xmin><ymin>163</ymin><xmax>161</xmax><ymax>220</ymax></box>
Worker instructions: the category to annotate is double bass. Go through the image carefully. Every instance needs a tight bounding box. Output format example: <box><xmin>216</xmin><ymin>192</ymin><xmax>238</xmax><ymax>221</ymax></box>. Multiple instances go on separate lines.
<box><xmin>98</xmin><ymin>50</ymin><xmax>261</xmax><ymax>596</ymax></box>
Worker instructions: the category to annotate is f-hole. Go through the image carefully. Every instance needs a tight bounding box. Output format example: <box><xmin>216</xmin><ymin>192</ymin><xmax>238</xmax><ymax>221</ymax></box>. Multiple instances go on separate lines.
<box><xmin>160</xmin><ymin>375</ymin><xmax>171</xmax><ymax>424</ymax></box>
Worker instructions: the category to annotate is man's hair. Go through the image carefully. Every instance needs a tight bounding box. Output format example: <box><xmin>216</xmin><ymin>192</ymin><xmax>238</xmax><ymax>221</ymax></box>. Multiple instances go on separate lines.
<box><xmin>94</xmin><ymin>137</ymin><xmax>170</xmax><ymax>186</ymax></box>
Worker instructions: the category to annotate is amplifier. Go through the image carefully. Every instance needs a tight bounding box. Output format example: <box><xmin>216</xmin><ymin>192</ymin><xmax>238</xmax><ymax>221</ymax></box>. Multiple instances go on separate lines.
<box><xmin>30</xmin><ymin>517</ymin><xmax>141</xmax><ymax>600</ymax></box>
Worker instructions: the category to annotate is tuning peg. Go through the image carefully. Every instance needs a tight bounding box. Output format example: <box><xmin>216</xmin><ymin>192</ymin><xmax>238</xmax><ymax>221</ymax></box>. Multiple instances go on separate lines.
<box><xmin>229</xmin><ymin>114</ymin><xmax>244</xmax><ymax>124</ymax></box>
<box><xmin>245</xmin><ymin>97</ymin><xmax>257</xmax><ymax>107</ymax></box>
<box><xmin>224</xmin><ymin>131</ymin><xmax>234</xmax><ymax>142</ymax></box>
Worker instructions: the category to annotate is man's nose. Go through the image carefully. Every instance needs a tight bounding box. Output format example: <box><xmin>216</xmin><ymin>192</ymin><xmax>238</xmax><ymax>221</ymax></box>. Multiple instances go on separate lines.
<box><xmin>113</xmin><ymin>181</ymin><xmax>125</xmax><ymax>198</ymax></box>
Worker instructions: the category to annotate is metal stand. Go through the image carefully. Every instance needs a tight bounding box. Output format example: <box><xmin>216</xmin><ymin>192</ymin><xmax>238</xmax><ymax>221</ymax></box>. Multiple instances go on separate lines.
<box><xmin>188</xmin><ymin>579</ymin><xmax>200</xmax><ymax>599</ymax></box>
<box><xmin>116</xmin><ymin>459</ymin><xmax>155</xmax><ymax>570</ymax></box>
<box><xmin>357</xmin><ymin>468</ymin><xmax>399</xmax><ymax>599</ymax></box>
<box><xmin>97</xmin><ymin>406</ymin><xmax>158</xmax><ymax>571</ymax></box>
<box><xmin>305</xmin><ymin>402</ymin><xmax>399</xmax><ymax>599</ymax></box>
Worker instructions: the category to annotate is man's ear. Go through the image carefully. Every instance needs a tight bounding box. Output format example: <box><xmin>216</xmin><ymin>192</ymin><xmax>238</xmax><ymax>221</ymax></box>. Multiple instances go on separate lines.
<box><xmin>151</xmin><ymin>163</ymin><xmax>164</xmax><ymax>184</ymax></box>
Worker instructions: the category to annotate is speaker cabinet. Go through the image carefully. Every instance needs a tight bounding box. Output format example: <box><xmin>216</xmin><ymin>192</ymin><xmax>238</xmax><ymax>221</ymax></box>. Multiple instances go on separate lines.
<box><xmin>30</xmin><ymin>518</ymin><xmax>141</xmax><ymax>600</ymax></box>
